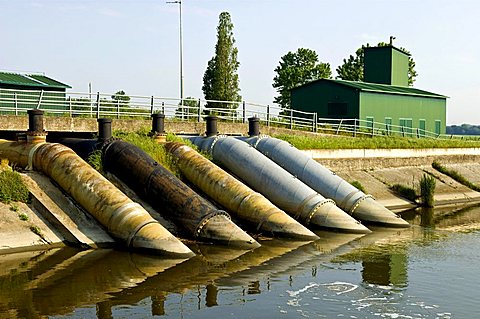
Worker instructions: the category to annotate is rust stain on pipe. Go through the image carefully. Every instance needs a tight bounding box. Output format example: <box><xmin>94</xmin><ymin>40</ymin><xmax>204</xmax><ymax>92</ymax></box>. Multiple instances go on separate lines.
<box><xmin>165</xmin><ymin>142</ymin><xmax>319</xmax><ymax>241</ymax></box>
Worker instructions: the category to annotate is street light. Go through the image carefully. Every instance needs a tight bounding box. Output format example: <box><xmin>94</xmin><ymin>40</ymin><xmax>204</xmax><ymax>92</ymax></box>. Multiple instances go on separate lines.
<box><xmin>167</xmin><ymin>0</ymin><xmax>184</xmax><ymax>112</ymax></box>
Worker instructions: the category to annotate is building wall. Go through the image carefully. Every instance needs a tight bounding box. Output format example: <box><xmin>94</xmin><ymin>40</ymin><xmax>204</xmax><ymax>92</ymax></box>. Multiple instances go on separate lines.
<box><xmin>291</xmin><ymin>81</ymin><xmax>359</xmax><ymax>119</ymax></box>
<box><xmin>0</xmin><ymin>86</ymin><xmax>67</xmax><ymax>112</ymax></box>
<box><xmin>359</xmin><ymin>92</ymin><xmax>446</xmax><ymax>134</ymax></box>
<box><xmin>364</xmin><ymin>46</ymin><xmax>409</xmax><ymax>87</ymax></box>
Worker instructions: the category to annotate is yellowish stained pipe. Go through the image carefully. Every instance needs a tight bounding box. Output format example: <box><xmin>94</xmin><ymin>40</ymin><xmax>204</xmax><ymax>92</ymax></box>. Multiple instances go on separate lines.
<box><xmin>0</xmin><ymin>140</ymin><xmax>194</xmax><ymax>257</ymax></box>
<box><xmin>166</xmin><ymin>142</ymin><xmax>319</xmax><ymax>240</ymax></box>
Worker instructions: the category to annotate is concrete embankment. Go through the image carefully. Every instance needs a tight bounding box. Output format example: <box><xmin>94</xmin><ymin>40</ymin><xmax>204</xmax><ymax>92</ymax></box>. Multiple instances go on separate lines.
<box><xmin>308</xmin><ymin>148</ymin><xmax>480</xmax><ymax>211</ymax></box>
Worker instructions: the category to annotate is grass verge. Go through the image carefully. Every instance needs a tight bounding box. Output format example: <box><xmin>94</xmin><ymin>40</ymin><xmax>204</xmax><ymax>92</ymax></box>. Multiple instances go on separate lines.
<box><xmin>272</xmin><ymin>133</ymin><xmax>480</xmax><ymax>150</ymax></box>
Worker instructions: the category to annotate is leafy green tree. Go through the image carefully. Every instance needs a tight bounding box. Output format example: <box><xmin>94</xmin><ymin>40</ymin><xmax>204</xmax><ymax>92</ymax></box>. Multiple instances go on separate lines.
<box><xmin>202</xmin><ymin>12</ymin><xmax>241</xmax><ymax>114</ymax></box>
<box><xmin>111</xmin><ymin>90</ymin><xmax>131</xmax><ymax>108</ymax></box>
<box><xmin>336</xmin><ymin>42</ymin><xmax>418</xmax><ymax>86</ymax></box>
<box><xmin>175</xmin><ymin>97</ymin><xmax>200</xmax><ymax>119</ymax></box>
<box><xmin>272</xmin><ymin>48</ymin><xmax>332</xmax><ymax>111</ymax></box>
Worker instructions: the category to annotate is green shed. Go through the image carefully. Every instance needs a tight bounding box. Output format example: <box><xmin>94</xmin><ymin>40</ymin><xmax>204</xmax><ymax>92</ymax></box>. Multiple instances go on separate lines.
<box><xmin>0</xmin><ymin>72</ymin><xmax>71</xmax><ymax>113</ymax></box>
<box><xmin>291</xmin><ymin>45</ymin><xmax>447</xmax><ymax>135</ymax></box>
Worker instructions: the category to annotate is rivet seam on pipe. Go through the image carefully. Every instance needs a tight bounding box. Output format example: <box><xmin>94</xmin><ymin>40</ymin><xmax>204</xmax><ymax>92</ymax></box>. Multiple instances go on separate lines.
<box><xmin>194</xmin><ymin>210</ymin><xmax>230</xmax><ymax>237</ymax></box>
<box><xmin>208</xmin><ymin>135</ymin><xmax>226</xmax><ymax>154</ymax></box>
<box><xmin>295</xmin><ymin>192</ymin><xmax>320</xmax><ymax>220</ymax></box>
<box><xmin>304</xmin><ymin>199</ymin><xmax>335</xmax><ymax>225</ymax></box>
<box><xmin>126</xmin><ymin>220</ymin><xmax>159</xmax><ymax>248</ymax></box>
<box><xmin>251</xmin><ymin>135</ymin><xmax>269</xmax><ymax>148</ymax></box>
<box><xmin>339</xmin><ymin>190</ymin><xmax>360</xmax><ymax>213</ymax></box>
<box><xmin>349</xmin><ymin>195</ymin><xmax>375</xmax><ymax>215</ymax></box>
<box><xmin>26</xmin><ymin>142</ymin><xmax>46</xmax><ymax>170</ymax></box>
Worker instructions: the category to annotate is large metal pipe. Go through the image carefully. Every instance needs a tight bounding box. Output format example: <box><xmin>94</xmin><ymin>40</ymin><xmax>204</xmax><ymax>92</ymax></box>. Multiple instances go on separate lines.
<box><xmin>245</xmin><ymin>136</ymin><xmax>410</xmax><ymax>228</ymax></box>
<box><xmin>0</xmin><ymin>140</ymin><xmax>194</xmax><ymax>257</ymax></box>
<box><xmin>102</xmin><ymin>140</ymin><xmax>260</xmax><ymax>249</ymax></box>
<box><xmin>188</xmin><ymin>136</ymin><xmax>370</xmax><ymax>233</ymax></box>
<box><xmin>165</xmin><ymin>142</ymin><xmax>319</xmax><ymax>240</ymax></box>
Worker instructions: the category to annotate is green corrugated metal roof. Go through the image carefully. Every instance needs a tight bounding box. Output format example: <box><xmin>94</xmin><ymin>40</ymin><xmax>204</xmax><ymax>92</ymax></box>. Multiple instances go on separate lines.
<box><xmin>0</xmin><ymin>72</ymin><xmax>71</xmax><ymax>89</ymax></box>
<box><xmin>294</xmin><ymin>78</ymin><xmax>447</xmax><ymax>99</ymax></box>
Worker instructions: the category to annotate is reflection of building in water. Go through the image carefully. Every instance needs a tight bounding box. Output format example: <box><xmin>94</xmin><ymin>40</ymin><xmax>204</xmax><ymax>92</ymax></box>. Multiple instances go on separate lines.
<box><xmin>362</xmin><ymin>252</ymin><xmax>408</xmax><ymax>286</ymax></box>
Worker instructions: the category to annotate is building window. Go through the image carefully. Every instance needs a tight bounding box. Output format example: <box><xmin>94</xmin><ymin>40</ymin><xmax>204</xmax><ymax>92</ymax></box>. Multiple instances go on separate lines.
<box><xmin>419</xmin><ymin>119</ymin><xmax>426</xmax><ymax>137</ymax></box>
<box><xmin>435</xmin><ymin>120</ymin><xmax>441</xmax><ymax>135</ymax></box>
<box><xmin>385</xmin><ymin>118</ymin><xmax>392</xmax><ymax>135</ymax></box>
<box><xmin>400</xmin><ymin>118</ymin><xmax>413</xmax><ymax>137</ymax></box>
<box><xmin>327</xmin><ymin>102</ymin><xmax>348</xmax><ymax>116</ymax></box>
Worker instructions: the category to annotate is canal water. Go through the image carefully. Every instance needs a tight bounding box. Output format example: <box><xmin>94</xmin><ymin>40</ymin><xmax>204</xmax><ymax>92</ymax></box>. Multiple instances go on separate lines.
<box><xmin>1</xmin><ymin>205</ymin><xmax>480</xmax><ymax>318</ymax></box>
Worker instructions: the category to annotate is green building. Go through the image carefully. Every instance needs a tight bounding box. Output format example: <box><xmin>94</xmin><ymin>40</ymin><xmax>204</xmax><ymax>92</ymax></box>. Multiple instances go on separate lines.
<box><xmin>291</xmin><ymin>46</ymin><xmax>447</xmax><ymax>135</ymax></box>
<box><xmin>0</xmin><ymin>71</ymin><xmax>71</xmax><ymax>112</ymax></box>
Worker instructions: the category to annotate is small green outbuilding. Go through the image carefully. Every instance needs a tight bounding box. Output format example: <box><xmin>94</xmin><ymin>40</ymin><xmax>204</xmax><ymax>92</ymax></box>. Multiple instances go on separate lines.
<box><xmin>291</xmin><ymin>46</ymin><xmax>447</xmax><ymax>135</ymax></box>
<box><xmin>0</xmin><ymin>71</ymin><xmax>71</xmax><ymax>112</ymax></box>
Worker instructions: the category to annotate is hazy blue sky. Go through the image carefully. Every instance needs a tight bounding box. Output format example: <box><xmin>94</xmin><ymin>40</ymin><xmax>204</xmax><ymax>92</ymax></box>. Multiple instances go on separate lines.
<box><xmin>1</xmin><ymin>0</ymin><xmax>479</xmax><ymax>124</ymax></box>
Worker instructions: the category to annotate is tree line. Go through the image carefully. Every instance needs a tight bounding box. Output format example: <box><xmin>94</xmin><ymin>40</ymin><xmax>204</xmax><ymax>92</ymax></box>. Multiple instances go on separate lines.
<box><xmin>107</xmin><ymin>11</ymin><xmax>420</xmax><ymax>118</ymax></box>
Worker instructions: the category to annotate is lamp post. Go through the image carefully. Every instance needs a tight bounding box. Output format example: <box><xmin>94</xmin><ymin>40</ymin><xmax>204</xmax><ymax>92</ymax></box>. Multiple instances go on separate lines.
<box><xmin>167</xmin><ymin>0</ymin><xmax>184</xmax><ymax>115</ymax></box>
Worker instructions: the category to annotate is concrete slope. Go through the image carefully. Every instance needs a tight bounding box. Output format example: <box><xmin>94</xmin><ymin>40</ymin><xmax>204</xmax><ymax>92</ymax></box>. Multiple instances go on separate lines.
<box><xmin>22</xmin><ymin>171</ymin><xmax>116</xmax><ymax>248</ymax></box>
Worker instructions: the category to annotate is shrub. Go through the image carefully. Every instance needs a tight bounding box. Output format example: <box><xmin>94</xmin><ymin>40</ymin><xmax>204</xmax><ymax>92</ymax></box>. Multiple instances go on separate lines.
<box><xmin>419</xmin><ymin>174</ymin><xmax>436</xmax><ymax>207</ymax></box>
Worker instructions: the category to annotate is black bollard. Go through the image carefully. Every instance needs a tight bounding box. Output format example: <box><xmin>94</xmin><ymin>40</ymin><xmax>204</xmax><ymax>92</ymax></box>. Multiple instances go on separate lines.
<box><xmin>151</xmin><ymin>113</ymin><xmax>165</xmax><ymax>134</ymax></box>
<box><xmin>205</xmin><ymin>115</ymin><xmax>218</xmax><ymax>137</ymax></box>
<box><xmin>97</xmin><ymin>118</ymin><xmax>112</xmax><ymax>140</ymax></box>
<box><xmin>248</xmin><ymin>116</ymin><xmax>260</xmax><ymax>136</ymax></box>
<box><xmin>27</xmin><ymin>109</ymin><xmax>47</xmax><ymax>144</ymax></box>
<box><xmin>27</xmin><ymin>109</ymin><xmax>45</xmax><ymax>133</ymax></box>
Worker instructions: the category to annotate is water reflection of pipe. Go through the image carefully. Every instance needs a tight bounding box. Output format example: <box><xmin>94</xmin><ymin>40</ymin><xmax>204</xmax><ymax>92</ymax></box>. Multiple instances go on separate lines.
<box><xmin>28</xmin><ymin>250</ymin><xmax>186</xmax><ymax>317</ymax></box>
<box><xmin>102</xmin><ymin>140</ymin><xmax>260</xmax><ymax>249</ymax></box>
<box><xmin>188</xmin><ymin>136</ymin><xmax>370</xmax><ymax>234</ymax></box>
<box><xmin>165</xmin><ymin>142</ymin><xmax>319</xmax><ymax>240</ymax></box>
<box><xmin>105</xmin><ymin>240</ymin><xmax>310</xmax><ymax>311</ymax></box>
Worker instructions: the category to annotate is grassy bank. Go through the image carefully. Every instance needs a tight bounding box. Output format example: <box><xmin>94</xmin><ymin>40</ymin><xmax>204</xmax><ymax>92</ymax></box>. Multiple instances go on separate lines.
<box><xmin>273</xmin><ymin>134</ymin><xmax>480</xmax><ymax>150</ymax></box>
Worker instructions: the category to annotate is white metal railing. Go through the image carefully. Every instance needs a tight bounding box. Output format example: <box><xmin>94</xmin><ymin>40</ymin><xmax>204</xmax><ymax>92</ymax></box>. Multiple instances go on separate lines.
<box><xmin>0</xmin><ymin>87</ymin><xmax>477</xmax><ymax>141</ymax></box>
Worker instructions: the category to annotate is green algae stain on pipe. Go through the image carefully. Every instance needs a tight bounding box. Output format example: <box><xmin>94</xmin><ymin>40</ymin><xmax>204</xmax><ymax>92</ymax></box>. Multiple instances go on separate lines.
<box><xmin>165</xmin><ymin>142</ymin><xmax>319</xmax><ymax>241</ymax></box>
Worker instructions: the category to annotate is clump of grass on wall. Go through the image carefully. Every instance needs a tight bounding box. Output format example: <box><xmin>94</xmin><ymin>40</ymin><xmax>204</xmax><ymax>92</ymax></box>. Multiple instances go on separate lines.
<box><xmin>390</xmin><ymin>184</ymin><xmax>418</xmax><ymax>203</ymax></box>
<box><xmin>0</xmin><ymin>163</ymin><xmax>30</xmax><ymax>204</ymax></box>
<box><xmin>350</xmin><ymin>180</ymin><xmax>366</xmax><ymax>193</ymax></box>
<box><xmin>419</xmin><ymin>173</ymin><xmax>436</xmax><ymax>207</ymax></box>
<box><xmin>432</xmin><ymin>161</ymin><xmax>480</xmax><ymax>192</ymax></box>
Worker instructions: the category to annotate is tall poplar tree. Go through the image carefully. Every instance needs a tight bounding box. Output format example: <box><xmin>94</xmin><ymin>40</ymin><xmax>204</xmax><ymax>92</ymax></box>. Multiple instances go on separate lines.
<box><xmin>202</xmin><ymin>12</ymin><xmax>241</xmax><ymax>113</ymax></box>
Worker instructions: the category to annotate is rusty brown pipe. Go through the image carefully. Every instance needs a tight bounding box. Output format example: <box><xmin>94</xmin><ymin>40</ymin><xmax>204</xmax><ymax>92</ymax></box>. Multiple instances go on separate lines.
<box><xmin>0</xmin><ymin>139</ymin><xmax>194</xmax><ymax>257</ymax></box>
<box><xmin>165</xmin><ymin>142</ymin><xmax>319</xmax><ymax>241</ymax></box>
<box><xmin>101</xmin><ymin>140</ymin><xmax>260</xmax><ymax>249</ymax></box>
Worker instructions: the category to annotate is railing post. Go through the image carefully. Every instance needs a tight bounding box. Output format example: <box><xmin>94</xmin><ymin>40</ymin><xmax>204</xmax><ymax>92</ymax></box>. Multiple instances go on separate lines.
<box><xmin>68</xmin><ymin>96</ymin><xmax>72</xmax><ymax>117</ymax></box>
<box><xmin>150</xmin><ymin>96</ymin><xmax>154</xmax><ymax>115</ymax></box>
<box><xmin>313</xmin><ymin>112</ymin><xmax>317</xmax><ymax>132</ymax></box>
<box><xmin>336</xmin><ymin>119</ymin><xmax>343</xmax><ymax>135</ymax></box>
<box><xmin>242</xmin><ymin>101</ymin><xmax>246</xmax><ymax>123</ymax></box>
<box><xmin>353</xmin><ymin>119</ymin><xmax>357</xmax><ymax>137</ymax></box>
<box><xmin>162</xmin><ymin>102</ymin><xmax>165</xmax><ymax>114</ymax></box>
<box><xmin>197</xmin><ymin>99</ymin><xmax>201</xmax><ymax>122</ymax></box>
<box><xmin>267</xmin><ymin>104</ymin><xmax>270</xmax><ymax>127</ymax></box>
<box><xmin>96</xmin><ymin>92</ymin><xmax>100</xmax><ymax>119</ymax></box>
<box><xmin>14</xmin><ymin>92</ymin><xmax>18</xmax><ymax>116</ymax></box>
<box><xmin>117</xmin><ymin>100</ymin><xmax>120</xmax><ymax>119</ymax></box>
<box><xmin>290</xmin><ymin>109</ymin><xmax>293</xmax><ymax>129</ymax></box>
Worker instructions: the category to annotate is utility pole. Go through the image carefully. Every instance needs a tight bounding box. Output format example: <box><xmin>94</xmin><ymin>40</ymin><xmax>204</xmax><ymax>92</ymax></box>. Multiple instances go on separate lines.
<box><xmin>167</xmin><ymin>0</ymin><xmax>184</xmax><ymax>114</ymax></box>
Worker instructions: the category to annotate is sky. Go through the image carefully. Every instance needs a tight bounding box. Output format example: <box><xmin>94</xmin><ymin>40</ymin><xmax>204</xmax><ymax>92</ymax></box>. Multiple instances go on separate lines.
<box><xmin>1</xmin><ymin>0</ymin><xmax>479</xmax><ymax>125</ymax></box>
